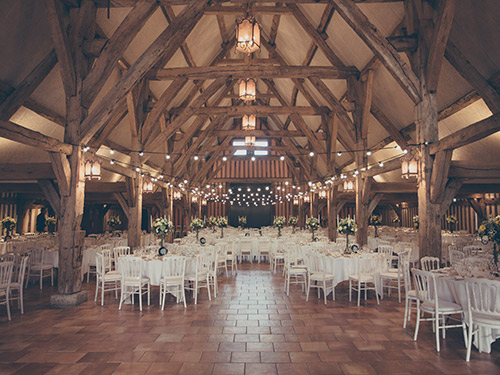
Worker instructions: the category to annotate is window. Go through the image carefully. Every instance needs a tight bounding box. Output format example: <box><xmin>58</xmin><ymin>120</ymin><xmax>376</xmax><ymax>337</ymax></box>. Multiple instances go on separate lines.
<box><xmin>255</xmin><ymin>140</ymin><xmax>268</xmax><ymax>147</ymax></box>
<box><xmin>232</xmin><ymin>140</ymin><xmax>245</xmax><ymax>146</ymax></box>
<box><xmin>254</xmin><ymin>150</ymin><xmax>268</xmax><ymax>156</ymax></box>
<box><xmin>234</xmin><ymin>149</ymin><xmax>247</xmax><ymax>156</ymax></box>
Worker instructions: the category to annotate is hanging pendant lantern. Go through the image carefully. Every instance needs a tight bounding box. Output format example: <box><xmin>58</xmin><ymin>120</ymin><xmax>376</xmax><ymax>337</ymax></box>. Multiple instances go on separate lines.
<box><xmin>143</xmin><ymin>175</ymin><xmax>154</xmax><ymax>193</ymax></box>
<box><xmin>293</xmin><ymin>197</ymin><xmax>299</xmax><ymax>205</ymax></box>
<box><xmin>173</xmin><ymin>190</ymin><xmax>182</xmax><ymax>200</ymax></box>
<box><xmin>239</xmin><ymin>78</ymin><xmax>256</xmax><ymax>102</ymax></box>
<box><xmin>235</xmin><ymin>14</ymin><xmax>261</xmax><ymax>54</ymax></box>
<box><xmin>191</xmin><ymin>195</ymin><xmax>198</xmax><ymax>204</ymax></box>
<box><xmin>401</xmin><ymin>152</ymin><xmax>418</xmax><ymax>179</ymax></box>
<box><xmin>245</xmin><ymin>136</ymin><xmax>256</xmax><ymax>146</ymax></box>
<box><xmin>84</xmin><ymin>150</ymin><xmax>101</xmax><ymax>181</ymax></box>
<box><xmin>343</xmin><ymin>178</ymin><xmax>355</xmax><ymax>192</ymax></box>
<box><xmin>242</xmin><ymin>114</ymin><xmax>256</xmax><ymax>131</ymax></box>
<box><xmin>303</xmin><ymin>195</ymin><xmax>310</xmax><ymax>203</ymax></box>
<box><xmin>201</xmin><ymin>199</ymin><xmax>207</xmax><ymax>206</ymax></box>
<box><xmin>318</xmin><ymin>190</ymin><xmax>327</xmax><ymax>199</ymax></box>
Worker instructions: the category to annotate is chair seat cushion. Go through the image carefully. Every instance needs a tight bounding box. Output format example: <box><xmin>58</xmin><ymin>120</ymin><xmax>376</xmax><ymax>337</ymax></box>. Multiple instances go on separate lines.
<box><xmin>310</xmin><ymin>273</ymin><xmax>334</xmax><ymax>280</ymax></box>
<box><xmin>185</xmin><ymin>274</ymin><xmax>208</xmax><ymax>281</ymax></box>
<box><xmin>349</xmin><ymin>275</ymin><xmax>375</xmax><ymax>282</ymax></box>
<box><xmin>472</xmin><ymin>311</ymin><xmax>500</xmax><ymax>326</ymax></box>
<box><xmin>160</xmin><ymin>277</ymin><xmax>183</xmax><ymax>284</ymax></box>
<box><xmin>102</xmin><ymin>274</ymin><xmax>121</xmax><ymax>281</ymax></box>
<box><xmin>407</xmin><ymin>289</ymin><xmax>417</xmax><ymax>299</ymax></box>
<box><xmin>123</xmin><ymin>277</ymin><xmax>150</xmax><ymax>284</ymax></box>
<box><xmin>31</xmin><ymin>264</ymin><xmax>53</xmax><ymax>271</ymax></box>
<box><xmin>380</xmin><ymin>271</ymin><xmax>401</xmax><ymax>278</ymax></box>
<box><xmin>421</xmin><ymin>300</ymin><xmax>463</xmax><ymax>313</ymax></box>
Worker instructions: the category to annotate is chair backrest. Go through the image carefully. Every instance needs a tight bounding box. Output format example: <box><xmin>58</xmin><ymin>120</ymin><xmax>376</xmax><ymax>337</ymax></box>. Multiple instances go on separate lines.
<box><xmin>463</xmin><ymin>245</ymin><xmax>483</xmax><ymax>257</ymax></box>
<box><xmin>161</xmin><ymin>256</ymin><xmax>186</xmax><ymax>280</ymax></box>
<box><xmin>259</xmin><ymin>239</ymin><xmax>271</xmax><ymax>252</ymax></box>
<box><xmin>421</xmin><ymin>256</ymin><xmax>440</xmax><ymax>271</ymax></box>
<box><xmin>464</xmin><ymin>278</ymin><xmax>500</xmax><ymax>324</ymax></box>
<box><xmin>395</xmin><ymin>251</ymin><xmax>410</xmax><ymax>276</ymax></box>
<box><xmin>118</xmin><ymin>256</ymin><xmax>143</xmax><ymax>280</ymax></box>
<box><xmin>95</xmin><ymin>253</ymin><xmax>106</xmax><ymax>277</ymax></box>
<box><xmin>100</xmin><ymin>243</ymin><xmax>112</xmax><ymax>252</ymax></box>
<box><xmin>0</xmin><ymin>261</ymin><xmax>13</xmax><ymax>288</ymax></box>
<box><xmin>101</xmin><ymin>249</ymin><xmax>113</xmax><ymax>271</ymax></box>
<box><xmin>14</xmin><ymin>256</ymin><xmax>28</xmax><ymax>286</ymax></box>
<box><xmin>402</xmin><ymin>260</ymin><xmax>412</xmax><ymax>293</ymax></box>
<box><xmin>449</xmin><ymin>249</ymin><xmax>465</xmax><ymax>266</ymax></box>
<box><xmin>28</xmin><ymin>247</ymin><xmax>44</xmax><ymax>265</ymax></box>
<box><xmin>0</xmin><ymin>253</ymin><xmax>15</xmax><ymax>263</ymax></box>
<box><xmin>239</xmin><ymin>239</ymin><xmax>253</xmax><ymax>252</ymax></box>
<box><xmin>305</xmin><ymin>252</ymin><xmax>322</xmax><ymax>274</ymax></box>
<box><xmin>114</xmin><ymin>246</ymin><xmax>130</xmax><ymax>260</ymax></box>
<box><xmin>412</xmin><ymin>268</ymin><xmax>437</xmax><ymax>304</ymax></box>
<box><xmin>357</xmin><ymin>254</ymin><xmax>379</xmax><ymax>276</ymax></box>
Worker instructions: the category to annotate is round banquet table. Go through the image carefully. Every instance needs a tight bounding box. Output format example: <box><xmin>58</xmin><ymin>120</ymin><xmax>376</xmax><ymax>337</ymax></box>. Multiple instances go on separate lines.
<box><xmin>434</xmin><ymin>274</ymin><xmax>500</xmax><ymax>353</ymax></box>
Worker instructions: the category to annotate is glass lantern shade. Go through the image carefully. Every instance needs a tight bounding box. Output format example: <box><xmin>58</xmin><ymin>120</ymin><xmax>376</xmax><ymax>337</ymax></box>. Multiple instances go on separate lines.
<box><xmin>143</xmin><ymin>177</ymin><xmax>154</xmax><ymax>193</ymax></box>
<box><xmin>84</xmin><ymin>159</ymin><xmax>101</xmax><ymax>181</ymax></box>
<box><xmin>239</xmin><ymin>79</ymin><xmax>256</xmax><ymax>102</ymax></box>
<box><xmin>173</xmin><ymin>191</ymin><xmax>182</xmax><ymax>200</ymax></box>
<box><xmin>242</xmin><ymin>114</ymin><xmax>256</xmax><ymax>131</ymax></box>
<box><xmin>191</xmin><ymin>195</ymin><xmax>198</xmax><ymax>203</ymax></box>
<box><xmin>235</xmin><ymin>16</ymin><xmax>261</xmax><ymax>54</ymax></box>
<box><xmin>245</xmin><ymin>136</ymin><xmax>256</xmax><ymax>146</ymax></box>
<box><xmin>303</xmin><ymin>195</ymin><xmax>310</xmax><ymax>203</ymax></box>
<box><xmin>343</xmin><ymin>179</ymin><xmax>355</xmax><ymax>192</ymax></box>
<box><xmin>318</xmin><ymin>190</ymin><xmax>327</xmax><ymax>199</ymax></box>
<box><xmin>201</xmin><ymin>199</ymin><xmax>207</xmax><ymax>206</ymax></box>
<box><xmin>401</xmin><ymin>154</ymin><xmax>418</xmax><ymax>179</ymax></box>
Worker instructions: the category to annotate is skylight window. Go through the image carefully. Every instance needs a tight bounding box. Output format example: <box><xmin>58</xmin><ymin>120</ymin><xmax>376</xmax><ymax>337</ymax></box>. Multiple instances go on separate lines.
<box><xmin>232</xmin><ymin>140</ymin><xmax>245</xmax><ymax>146</ymax></box>
<box><xmin>234</xmin><ymin>149</ymin><xmax>247</xmax><ymax>156</ymax></box>
<box><xmin>255</xmin><ymin>140</ymin><xmax>268</xmax><ymax>147</ymax></box>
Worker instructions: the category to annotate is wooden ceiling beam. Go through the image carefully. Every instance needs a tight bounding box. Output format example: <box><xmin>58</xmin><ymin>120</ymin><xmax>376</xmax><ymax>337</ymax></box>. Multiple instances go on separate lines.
<box><xmin>92</xmin><ymin>0</ymin><xmax>403</xmax><ymax>6</ymax></box>
<box><xmin>210</xmin><ymin>129</ymin><xmax>326</xmax><ymax>140</ymax></box>
<box><xmin>0</xmin><ymin>49</ymin><xmax>58</xmax><ymax>121</ymax></box>
<box><xmin>174</xmin><ymin>105</ymin><xmax>329</xmax><ymax>116</ymax></box>
<box><xmin>150</xmin><ymin>65</ymin><xmax>358</xmax><ymax>80</ymax></box>
<box><xmin>80</xmin><ymin>0</ymin><xmax>209</xmax><ymax>144</ymax></box>
<box><xmin>0</xmin><ymin>119</ymin><xmax>72</xmax><ymax>155</ymax></box>
<box><xmin>205</xmin><ymin>5</ymin><xmax>292</xmax><ymax>15</ymax></box>
<box><xmin>82</xmin><ymin>0</ymin><xmax>157</xmax><ymax>108</ymax></box>
<box><xmin>331</xmin><ymin>0</ymin><xmax>421</xmax><ymax>104</ymax></box>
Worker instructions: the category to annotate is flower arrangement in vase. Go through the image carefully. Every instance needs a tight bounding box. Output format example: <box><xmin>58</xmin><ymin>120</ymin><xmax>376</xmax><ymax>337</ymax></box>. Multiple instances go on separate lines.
<box><xmin>273</xmin><ymin>216</ymin><xmax>285</xmax><ymax>237</ymax></box>
<box><xmin>217</xmin><ymin>217</ymin><xmax>228</xmax><ymax>238</ymax></box>
<box><xmin>369</xmin><ymin>215</ymin><xmax>382</xmax><ymax>238</ymax></box>
<box><xmin>238</xmin><ymin>216</ymin><xmax>247</xmax><ymax>229</ymax></box>
<box><xmin>190</xmin><ymin>218</ymin><xmax>204</xmax><ymax>240</ymax></box>
<box><xmin>46</xmin><ymin>216</ymin><xmax>57</xmax><ymax>234</ymax></box>
<box><xmin>392</xmin><ymin>216</ymin><xmax>400</xmax><ymax>227</ymax></box>
<box><xmin>107</xmin><ymin>215</ymin><xmax>121</xmax><ymax>230</ymax></box>
<box><xmin>1</xmin><ymin>217</ymin><xmax>16</xmax><ymax>241</ymax></box>
<box><xmin>413</xmin><ymin>215</ymin><xmax>419</xmax><ymax>230</ymax></box>
<box><xmin>478</xmin><ymin>216</ymin><xmax>500</xmax><ymax>276</ymax></box>
<box><xmin>153</xmin><ymin>217</ymin><xmax>173</xmax><ymax>249</ymax></box>
<box><xmin>288</xmin><ymin>216</ymin><xmax>298</xmax><ymax>233</ymax></box>
<box><xmin>446</xmin><ymin>215</ymin><xmax>458</xmax><ymax>233</ymax></box>
<box><xmin>305</xmin><ymin>217</ymin><xmax>320</xmax><ymax>241</ymax></box>
<box><xmin>208</xmin><ymin>216</ymin><xmax>218</xmax><ymax>232</ymax></box>
<box><xmin>337</xmin><ymin>218</ymin><xmax>357</xmax><ymax>254</ymax></box>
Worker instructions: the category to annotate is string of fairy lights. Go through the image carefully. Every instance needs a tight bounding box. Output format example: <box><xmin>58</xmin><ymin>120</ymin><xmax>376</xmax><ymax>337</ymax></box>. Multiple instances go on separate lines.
<box><xmin>82</xmin><ymin>140</ymin><xmax>425</xmax><ymax>207</ymax></box>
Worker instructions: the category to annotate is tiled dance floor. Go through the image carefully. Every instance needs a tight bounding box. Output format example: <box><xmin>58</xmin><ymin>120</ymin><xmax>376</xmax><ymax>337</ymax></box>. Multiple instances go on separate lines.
<box><xmin>1</xmin><ymin>263</ymin><xmax>499</xmax><ymax>374</ymax></box>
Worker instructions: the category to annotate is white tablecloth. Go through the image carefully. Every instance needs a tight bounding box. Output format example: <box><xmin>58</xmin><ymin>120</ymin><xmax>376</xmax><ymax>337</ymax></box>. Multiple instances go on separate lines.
<box><xmin>435</xmin><ymin>275</ymin><xmax>500</xmax><ymax>353</ymax></box>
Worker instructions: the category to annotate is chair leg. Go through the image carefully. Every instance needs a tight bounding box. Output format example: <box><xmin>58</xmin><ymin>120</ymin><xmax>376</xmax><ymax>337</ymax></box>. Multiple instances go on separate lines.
<box><xmin>435</xmin><ymin>314</ymin><xmax>441</xmax><ymax>352</ymax></box>
<box><xmin>466</xmin><ymin>323</ymin><xmax>473</xmax><ymax>362</ymax></box>
<box><xmin>207</xmin><ymin>276</ymin><xmax>211</xmax><ymax>301</ymax></box>
<box><xmin>357</xmin><ymin>281</ymin><xmax>361</xmax><ymax>306</ymax></box>
<box><xmin>147</xmin><ymin>283</ymin><xmax>151</xmax><ymax>305</ymax></box>
<box><xmin>101</xmin><ymin>281</ymin><xmax>105</xmax><ymax>306</ymax></box>
<box><xmin>51</xmin><ymin>268</ymin><xmax>54</xmax><ymax>286</ymax></box>
<box><xmin>6</xmin><ymin>292</ymin><xmax>11</xmax><ymax>320</ymax></box>
<box><xmin>161</xmin><ymin>284</ymin><xmax>166</xmax><ymax>311</ymax></box>
<box><xmin>20</xmin><ymin>288</ymin><xmax>24</xmax><ymax>314</ymax></box>
<box><xmin>323</xmin><ymin>280</ymin><xmax>327</xmax><ymax>305</ymax></box>
<box><xmin>374</xmin><ymin>282</ymin><xmax>380</xmax><ymax>305</ymax></box>
<box><xmin>349</xmin><ymin>280</ymin><xmax>352</xmax><ymax>302</ymax></box>
<box><xmin>403</xmin><ymin>297</ymin><xmax>409</xmax><ymax>328</ymax></box>
<box><xmin>397</xmin><ymin>278</ymin><xmax>401</xmax><ymax>303</ymax></box>
<box><xmin>94</xmin><ymin>278</ymin><xmax>99</xmax><ymax>302</ymax></box>
<box><xmin>39</xmin><ymin>271</ymin><xmax>43</xmax><ymax>290</ymax></box>
<box><xmin>414</xmin><ymin>303</ymin><xmax>421</xmax><ymax>341</ymax></box>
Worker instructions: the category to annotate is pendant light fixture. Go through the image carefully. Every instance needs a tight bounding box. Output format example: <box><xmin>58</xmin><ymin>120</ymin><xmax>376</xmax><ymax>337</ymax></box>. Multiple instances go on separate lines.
<box><xmin>401</xmin><ymin>151</ymin><xmax>418</xmax><ymax>179</ymax></box>
<box><xmin>143</xmin><ymin>175</ymin><xmax>154</xmax><ymax>193</ymax></box>
<box><xmin>84</xmin><ymin>149</ymin><xmax>101</xmax><ymax>181</ymax></box>
<box><xmin>245</xmin><ymin>136</ymin><xmax>256</xmax><ymax>146</ymax></box>
<box><xmin>239</xmin><ymin>78</ymin><xmax>256</xmax><ymax>102</ymax></box>
<box><xmin>235</xmin><ymin>12</ymin><xmax>261</xmax><ymax>55</ymax></box>
<box><xmin>242</xmin><ymin>114</ymin><xmax>256</xmax><ymax>131</ymax></box>
<box><xmin>343</xmin><ymin>178</ymin><xmax>355</xmax><ymax>192</ymax></box>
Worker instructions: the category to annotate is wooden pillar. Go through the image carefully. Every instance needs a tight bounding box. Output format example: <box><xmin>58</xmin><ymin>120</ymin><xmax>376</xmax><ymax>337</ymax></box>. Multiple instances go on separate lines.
<box><xmin>127</xmin><ymin>168</ymin><xmax>143</xmax><ymax>250</ymax></box>
<box><xmin>327</xmin><ymin>185</ymin><xmax>337</xmax><ymax>241</ymax></box>
<box><xmin>417</xmin><ymin>87</ymin><xmax>443</xmax><ymax>259</ymax></box>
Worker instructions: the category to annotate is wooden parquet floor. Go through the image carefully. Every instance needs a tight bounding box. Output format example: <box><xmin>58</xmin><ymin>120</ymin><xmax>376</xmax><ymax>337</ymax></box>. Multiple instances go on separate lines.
<box><xmin>1</xmin><ymin>263</ymin><xmax>499</xmax><ymax>375</ymax></box>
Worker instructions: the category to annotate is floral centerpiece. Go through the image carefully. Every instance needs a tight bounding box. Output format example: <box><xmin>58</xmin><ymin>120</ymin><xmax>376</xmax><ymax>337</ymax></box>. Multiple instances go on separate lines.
<box><xmin>392</xmin><ymin>216</ymin><xmax>400</xmax><ymax>227</ymax></box>
<box><xmin>153</xmin><ymin>217</ymin><xmax>173</xmax><ymax>249</ymax></box>
<box><xmin>217</xmin><ymin>217</ymin><xmax>228</xmax><ymax>238</ymax></box>
<box><xmin>273</xmin><ymin>216</ymin><xmax>285</xmax><ymax>237</ymax></box>
<box><xmin>478</xmin><ymin>216</ymin><xmax>500</xmax><ymax>275</ymax></box>
<box><xmin>413</xmin><ymin>215</ymin><xmax>419</xmax><ymax>230</ymax></box>
<box><xmin>46</xmin><ymin>216</ymin><xmax>57</xmax><ymax>234</ymax></box>
<box><xmin>1</xmin><ymin>217</ymin><xmax>16</xmax><ymax>241</ymax></box>
<box><xmin>446</xmin><ymin>215</ymin><xmax>458</xmax><ymax>233</ymax></box>
<box><xmin>369</xmin><ymin>215</ymin><xmax>382</xmax><ymax>237</ymax></box>
<box><xmin>337</xmin><ymin>218</ymin><xmax>357</xmax><ymax>254</ymax></box>
<box><xmin>305</xmin><ymin>217</ymin><xmax>320</xmax><ymax>241</ymax></box>
<box><xmin>208</xmin><ymin>216</ymin><xmax>218</xmax><ymax>232</ymax></box>
<box><xmin>107</xmin><ymin>216</ymin><xmax>121</xmax><ymax>230</ymax></box>
<box><xmin>190</xmin><ymin>217</ymin><xmax>204</xmax><ymax>240</ymax></box>
<box><xmin>238</xmin><ymin>216</ymin><xmax>247</xmax><ymax>229</ymax></box>
<box><xmin>288</xmin><ymin>216</ymin><xmax>298</xmax><ymax>233</ymax></box>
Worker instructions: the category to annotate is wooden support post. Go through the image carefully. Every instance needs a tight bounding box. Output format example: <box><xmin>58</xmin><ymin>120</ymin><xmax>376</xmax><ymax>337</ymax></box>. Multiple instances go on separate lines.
<box><xmin>327</xmin><ymin>185</ymin><xmax>337</xmax><ymax>241</ymax></box>
<box><xmin>126</xmin><ymin>172</ymin><xmax>143</xmax><ymax>250</ymax></box>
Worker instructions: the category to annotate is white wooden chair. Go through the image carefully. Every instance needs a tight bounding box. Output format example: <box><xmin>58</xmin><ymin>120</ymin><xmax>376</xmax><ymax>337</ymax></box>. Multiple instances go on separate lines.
<box><xmin>224</xmin><ymin>243</ymin><xmax>238</xmax><ymax>276</ymax></box>
<box><xmin>283</xmin><ymin>250</ymin><xmax>307</xmax><ymax>296</ymax></box>
<box><xmin>449</xmin><ymin>248</ymin><xmax>465</xmax><ymax>266</ymax></box>
<box><xmin>421</xmin><ymin>256</ymin><xmax>440</xmax><ymax>271</ymax></box>
<box><xmin>26</xmin><ymin>248</ymin><xmax>53</xmax><ymax>289</ymax></box>
<box><xmin>412</xmin><ymin>269</ymin><xmax>467</xmax><ymax>352</ymax></box>
<box><xmin>184</xmin><ymin>253</ymin><xmax>211</xmax><ymax>305</ymax></box>
<box><xmin>380</xmin><ymin>250</ymin><xmax>410</xmax><ymax>303</ymax></box>
<box><xmin>159</xmin><ymin>256</ymin><xmax>187</xmax><ymax>309</ymax></box>
<box><xmin>94</xmin><ymin>253</ymin><xmax>121</xmax><ymax>306</ymax></box>
<box><xmin>0</xmin><ymin>261</ymin><xmax>14</xmax><ymax>320</ymax></box>
<box><xmin>238</xmin><ymin>239</ymin><xmax>253</xmax><ymax>263</ymax></box>
<box><xmin>402</xmin><ymin>260</ymin><xmax>418</xmax><ymax>328</ymax></box>
<box><xmin>349</xmin><ymin>254</ymin><xmax>380</xmax><ymax>306</ymax></box>
<box><xmin>306</xmin><ymin>253</ymin><xmax>335</xmax><ymax>304</ymax></box>
<box><xmin>118</xmin><ymin>257</ymin><xmax>150</xmax><ymax>311</ymax></box>
<box><xmin>464</xmin><ymin>278</ymin><xmax>500</xmax><ymax>361</ymax></box>
<box><xmin>9</xmin><ymin>256</ymin><xmax>28</xmax><ymax>314</ymax></box>
<box><xmin>257</xmin><ymin>239</ymin><xmax>271</xmax><ymax>264</ymax></box>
